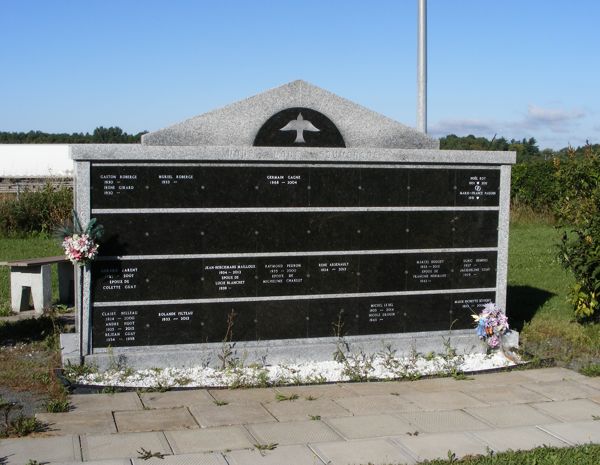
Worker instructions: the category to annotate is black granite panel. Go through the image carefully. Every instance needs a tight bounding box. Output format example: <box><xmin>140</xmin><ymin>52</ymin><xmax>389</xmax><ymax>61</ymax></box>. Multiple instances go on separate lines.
<box><xmin>309</xmin><ymin>256</ymin><xmax>360</xmax><ymax>294</ymax></box>
<box><xmin>255</xmin><ymin>213</ymin><xmax>312</xmax><ymax>253</ymax></box>
<box><xmin>308</xmin><ymin>301</ymin><xmax>360</xmax><ymax>338</ymax></box>
<box><xmin>97</xmin><ymin>211</ymin><xmax>498</xmax><ymax>257</ymax></box>
<box><xmin>453</xmin><ymin>252</ymin><xmax>497</xmax><ymax>289</ymax></box>
<box><xmin>307</xmin><ymin>169</ymin><xmax>360</xmax><ymax>207</ymax></box>
<box><xmin>92</xmin><ymin>165</ymin><xmax>502</xmax><ymax>209</ymax></box>
<box><xmin>406</xmin><ymin>211</ymin><xmax>499</xmax><ymax>249</ymax></box>
<box><xmin>451</xmin><ymin>211</ymin><xmax>499</xmax><ymax>248</ymax></box>
<box><xmin>91</xmin><ymin>250</ymin><xmax>497</xmax><ymax>303</ymax></box>
<box><xmin>96</xmin><ymin>213</ymin><xmax>257</xmax><ymax>256</ymax></box>
<box><xmin>455</xmin><ymin>169</ymin><xmax>500</xmax><ymax>206</ymax></box>
<box><xmin>407</xmin><ymin>169</ymin><xmax>456</xmax><ymax>206</ymax></box>
<box><xmin>405</xmin><ymin>211</ymin><xmax>454</xmax><ymax>249</ymax></box>
<box><xmin>253</xmin><ymin>107</ymin><xmax>346</xmax><ymax>147</ymax></box>
<box><xmin>91</xmin><ymin>166</ymin><xmax>204</xmax><ymax>209</ymax></box>
<box><xmin>92</xmin><ymin>290</ymin><xmax>496</xmax><ymax>348</ymax></box>
<box><xmin>256</xmin><ymin>300</ymin><xmax>309</xmax><ymax>340</ymax></box>
<box><xmin>256</xmin><ymin>257</ymin><xmax>309</xmax><ymax>296</ymax></box>
<box><xmin>308</xmin><ymin>213</ymin><xmax>361</xmax><ymax>251</ymax></box>
<box><xmin>358</xmin><ymin>169</ymin><xmax>408</xmax><ymax>206</ymax></box>
<box><xmin>195</xmin><ymin>167</ymin><xmax>258</xmax><ymax>207</ymax></box>
<box><xmin>255</xmin><ymin>167</ymin><xmax>310</xmax><ymax>207</ymax></box>
<box><xmin>404</xmin><ymin>253</ymin><xmax>453</xmax><ymax>291</ymax></box>
<box><xmin>92</xmin><ymin>303</ymin><xmax>257</xmax><ymax>348</ymax></box>
<box><xmin>450</xmin><ymin>292</ymin><xmax>496</xmax><ymax>328</ymax></box>
<box><xmin>356</xmin><ymin>254</ymin><xmax>406</xmax><ymax>293</ymax></box>
<box><xmin>357</xmin><ymin>212</ymin><xmax>408</xmax><ymax>250</ymax></box>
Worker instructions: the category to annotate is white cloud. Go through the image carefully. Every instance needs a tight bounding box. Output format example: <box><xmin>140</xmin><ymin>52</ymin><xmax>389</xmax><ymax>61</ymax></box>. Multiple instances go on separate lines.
<box><xmin>430</xmin><ymin>104</ymin><xmax>587</xmax><ymax>147</ymax></box>
<box><xmin>521</xmin><ymin>105</ymin><xmax>585</xmax><ymax>133</ymax></box>
<box><xmin>526</xmin><ymin>105</ymin><xmax>584</xmax><ymax>124</ymax></box>
<box><xmin>429</xmin><ymin>118</ymin><xmax>497</xmax><ymax>138</ymax></box>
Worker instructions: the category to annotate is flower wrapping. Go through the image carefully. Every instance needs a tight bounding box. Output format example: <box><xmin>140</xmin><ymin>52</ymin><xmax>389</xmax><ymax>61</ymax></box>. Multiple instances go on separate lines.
<box><xmin>472</xmin><ymin>302</ymin><xmax>509</xmax><ymax>349</ymax></box>
<box><xmin>56</xmin><ymin>211</ymin><xmax>103</xmax><ymax>267</ymax></box>
<box><xmin>62</xmin><ymin>233</ymin><xmax>99</xmax><ymax>266</ymax></box>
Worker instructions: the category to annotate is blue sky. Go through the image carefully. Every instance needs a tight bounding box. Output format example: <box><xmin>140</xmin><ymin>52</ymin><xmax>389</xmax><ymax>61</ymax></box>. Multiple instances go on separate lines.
<box><xmin>1</xmin><ymin>0</ymin><xmax>598</xmax><ymax>149</ymax></box>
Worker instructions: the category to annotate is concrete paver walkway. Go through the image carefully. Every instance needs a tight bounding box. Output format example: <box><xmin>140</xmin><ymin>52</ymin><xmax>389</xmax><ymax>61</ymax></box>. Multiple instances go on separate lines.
<box><xmin>2</xmin><ymin>367</ymin><xmax>600</xmax><ymax>464</ymax></box>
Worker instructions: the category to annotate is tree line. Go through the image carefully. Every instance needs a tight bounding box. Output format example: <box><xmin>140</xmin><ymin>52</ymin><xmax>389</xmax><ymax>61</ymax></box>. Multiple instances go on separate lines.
<box><xmin>0</xmin><ymin>127</ymin><xmax>147</xmax><ymax>144</ymax></box>
<box><xmin>440</xmin><ymin>134</ymin><xmax>599</xmax><ymax>163</ymax></box>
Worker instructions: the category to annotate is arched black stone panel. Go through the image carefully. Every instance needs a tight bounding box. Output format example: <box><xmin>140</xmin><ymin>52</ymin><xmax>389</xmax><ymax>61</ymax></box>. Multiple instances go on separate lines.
<box><xmin>253</xmin><ymin>107</ymin><xmax>345</xmax><ymax>147</ymax></box>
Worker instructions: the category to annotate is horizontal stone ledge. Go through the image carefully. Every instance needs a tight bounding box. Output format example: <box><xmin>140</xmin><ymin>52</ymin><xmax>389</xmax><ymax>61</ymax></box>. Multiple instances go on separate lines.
<box><xmin>71</xmin><ymin>145</ymin><xmax>516</xmax><ymax>165</ymax></box>
<box><xmin>92</xmin><ymin>287</ymin><xmax>498</xmax><ymax>307</ymax></box>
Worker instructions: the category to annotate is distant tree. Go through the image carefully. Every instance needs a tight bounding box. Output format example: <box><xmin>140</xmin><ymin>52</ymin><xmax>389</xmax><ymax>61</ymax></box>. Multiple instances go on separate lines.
<box><xmin>0</xmin><ymin>127</ymin><xmax>146</xmax><ymax>144</ymax></box>
<box><xmin>440</xmin><ymin>134</ymin><xmax>542</xmax><ymax>162</ymax></box>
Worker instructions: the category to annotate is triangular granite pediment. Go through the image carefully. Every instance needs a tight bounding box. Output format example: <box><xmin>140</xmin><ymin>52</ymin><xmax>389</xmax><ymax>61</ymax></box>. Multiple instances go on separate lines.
<box><xmin>142</xmin><ymin>80</ymin><xmax>438</xmax><ymax>149</ymax></box>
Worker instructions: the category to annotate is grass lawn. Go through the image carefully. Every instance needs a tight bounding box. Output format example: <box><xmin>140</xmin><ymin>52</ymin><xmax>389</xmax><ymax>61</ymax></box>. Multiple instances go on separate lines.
<box><xmin>417</xmin><ymin>444</ymin><xmax>600</xmax><ymax>464</ymax></box>
<box><xmin>508</xmin><ymin>222</ymin><xmax>600</xmax><ymax>365</ymax></box>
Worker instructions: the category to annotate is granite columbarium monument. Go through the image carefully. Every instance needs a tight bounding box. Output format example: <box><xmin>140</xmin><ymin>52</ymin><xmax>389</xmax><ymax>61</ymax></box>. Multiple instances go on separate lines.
<box><xmin>61</xmin><ymin>80</ymin><xmax>516</xmax><ymax>369</ymax></box>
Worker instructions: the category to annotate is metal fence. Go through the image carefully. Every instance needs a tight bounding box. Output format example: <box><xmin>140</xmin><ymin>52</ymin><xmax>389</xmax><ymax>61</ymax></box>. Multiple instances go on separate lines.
<box><xmin>0</xmin><ymin>177</ymin><xmax>73</xmax><ymax>197</ymax></box>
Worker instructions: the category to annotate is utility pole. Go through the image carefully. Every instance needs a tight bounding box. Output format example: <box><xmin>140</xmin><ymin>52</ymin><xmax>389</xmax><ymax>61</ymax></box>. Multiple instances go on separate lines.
<box><xmin>417</xmin><ymin>0</ymin><xmax>427</xmax><ymax>133</ymax></box>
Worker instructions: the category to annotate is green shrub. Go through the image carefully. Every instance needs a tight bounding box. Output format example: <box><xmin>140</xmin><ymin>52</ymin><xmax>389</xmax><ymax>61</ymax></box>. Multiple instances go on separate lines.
<box><xmin>555</xmin><ymin>147</ymin><xmax>600</xmax><ymax>319</ymax></box>
<box><xmin>0</xmin><ymin>184</ymin><xmax>72</xmax><ymax>236</ymax></box>
<box><xmin>511</xmin><ymin>160</ymin><xmax>559</xmax><ymax>211</ymax></box>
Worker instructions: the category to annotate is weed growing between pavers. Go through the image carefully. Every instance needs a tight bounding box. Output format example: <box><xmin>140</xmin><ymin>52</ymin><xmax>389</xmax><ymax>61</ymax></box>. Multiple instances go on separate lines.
<box><xmin>0</xmin><ymin>397</ymin><xmax>46</xmax><ymax>438</ymax></box>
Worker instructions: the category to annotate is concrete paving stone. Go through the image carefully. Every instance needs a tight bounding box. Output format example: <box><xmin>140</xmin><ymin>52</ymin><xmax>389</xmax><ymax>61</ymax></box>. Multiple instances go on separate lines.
<box><xmin>521</xmin><ymin>380</ymin><xmax>600</xmax><ymax>401</ymax></box>
<box><xmin>208</xmin><ymin>387</ymin><xmax>277</xmax><ymax>404</ymax></box>
<box><xmin>400</xmin><ymin>390</ymin><xmax>488</xmax><ymax>411</ymax></box>
<box><xmin>51</xmin><ymin>460</ymin><xmax>130</xmax><ymax>465</ymax></box>
<box><xmin>333</xmin><ymin>394</ymin><xmax>422</xmax><ymax>415</ymax></box>
<box><xmin>461</xmin><ymin>384</ymin><xmax>550</xmax><ymax>405</ymax></box>
<box><xmin>465</xmin><ymin>404</ymin><xmax>558</xmax><ymax>428</ymax></box>
<box><xmin>273</xmin><ymin>383</ymin><xmax>358</xmax><ymax>400</ymax></box>
<box><xmin>471</xmin><ymin>426</ymin><xmax>569</xmax><ymax>452</ymax></box>
<box><xmin>518</xmin><ymin>367</ymin><xmax>588</xmax><ymax>383</ymax></box>
<box><xmin>189</xmin><ymin>401</ymin><xmax>276</xmax><ymax>427</ymax></box>
<box><xmin>343</xmin><ymin>380</ymin><xmax>417</xmax><ymax>396</ymax></box>
<box><xmin>69</xmin><ymin>392</ymin><xmax>143</xmax><ymax>412</ymax></box>
<box><xmin>531</xmin><ymin>398</ymin><xmax>600</xmax><ymax>422</ymax></box>
<box><xmin>579</xmin><ymin>376</ymin><xmax>600</xmax><ymax>390</ymax></box>
<box><xmin>311</xmin><ymin>438</ymin><xmax>416</xmax><ymax>465</ymax></box>
<box><xmin>114</xmin><ymin>407</ymin><xmax>198</xmax><ymax>433</ymax></box>
<box><xmin>409</xmin><ymin>376</ymin><xmax>481</xmax><ymax>392</ymax></box>
<box><xmin>132</xmin><ymin>451</ymin><xmax>228</xmax><ymax>465</ymax></box>
<box><xmin>81</xmin><ymin>431</ymin><xmax>172</xmax><ymax>461</ymax></box>
<box><xmin>538</xmin><ymin>420</ymin><xmax>600</xmax><ymax>445</ymax></box>
<box><xmin>263</xmin><ymin>398</ymin><xmax>352</xmax><ymax>422</ymax></box>
<box><xmin>36</xmin><ymin>410</ymin><xmax>117</xmax><ymax>435</ymax></box>
<box><xmin>226</xmin><ymin>444</ymin><xmax>325</xmax><ymax>465</ymax></box>
<box><xmin>165</xmin><ymin>425</ymin><xmax>255</xmax><ymax>454</ymax></box>
<box><xmin>140</xmin><ymin>389</ymin><xmax>214</xmax><ymax>409</ymax></box>
<box><xmin>466</xmin><ymin>370</ymin><xmax>532</xmax><ymax>386</ymax></box>
<box><xmin>0</xmin><ymin>435</ymin><xmax>81</xmax><ymax>464</ymax></box>
<box><xmin>247</xmin><ymin>420</ymin><xmax>342</xmax><ymax>446</ymax></box>
<box><xmin>325</xmin><ymin>414</ymin><xmax>413</xmax><ymax>439</ymax></box>
<box><xmin>392</xmin><ymin>431</ymin><xmax>489</xmax><ymax>462</ymax></box>
<box><xmin>397</xmin><ymin>409</ymin><xmax>490</xmax><ymax>433</ymax></box>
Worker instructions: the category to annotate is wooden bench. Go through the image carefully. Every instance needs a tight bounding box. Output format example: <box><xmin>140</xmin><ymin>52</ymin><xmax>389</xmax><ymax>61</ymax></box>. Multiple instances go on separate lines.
<box><xmin>0</xmin><ymin>256</ymin><xmax>74</xmax><ymax>315</ymax></box>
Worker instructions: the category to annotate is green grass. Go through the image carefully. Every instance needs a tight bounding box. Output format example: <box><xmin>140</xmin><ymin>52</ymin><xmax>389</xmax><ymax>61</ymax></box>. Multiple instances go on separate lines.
<box><xmin>508</xmin><ymin>222</ymin><xmax>600</xmax><ymax>364</ymax></box>
<box><xmin>507</xmin><ymin>222</ymin><xmax>572</xmax><ymax>323</ymax></box>
<box><xmin>0</xmin><ymin>235</ymin><xmax>63</xmax><ymax>314</ymax></box>
<box><xmin>414</xmin><ymin>444</ymin><xmax>600</xmax><ymax>464</ymax></box>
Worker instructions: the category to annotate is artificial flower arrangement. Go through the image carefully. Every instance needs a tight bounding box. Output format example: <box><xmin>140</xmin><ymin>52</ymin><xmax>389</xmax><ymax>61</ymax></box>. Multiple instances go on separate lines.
<box><xmin>57</xmin><ymin>211</ymin><xmax>104</xmax><ymax>267</ymax></box>
<box><xmin>472</xmin><ymin>302</ymin><xmax>509</xmax><ymax>349</ymax></box>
